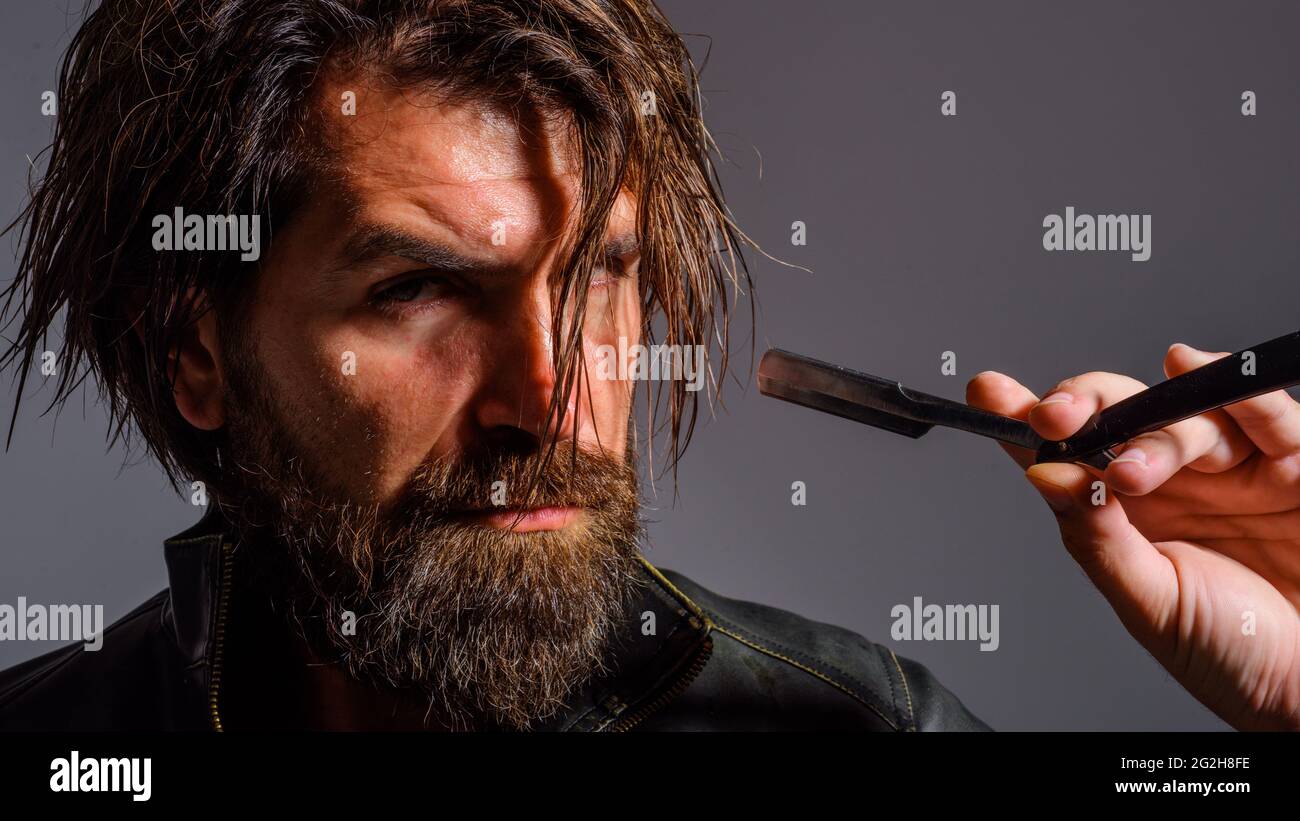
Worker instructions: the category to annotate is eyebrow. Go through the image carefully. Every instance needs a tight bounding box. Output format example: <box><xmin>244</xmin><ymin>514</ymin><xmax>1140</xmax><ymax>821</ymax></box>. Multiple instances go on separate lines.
<box><xmin>336</xmin><ymin>224</ymin><xmax>486</xmax><ymax>273</ymax></box>
<box><xmin>322</xmin><ymin>222</ymin><xmax>641</xmax><ymax>289</ymax></box>
<box><xmin>603</xmin><ymin>232</ymin><xmax>640</xmax><ymax>259</ymax></box>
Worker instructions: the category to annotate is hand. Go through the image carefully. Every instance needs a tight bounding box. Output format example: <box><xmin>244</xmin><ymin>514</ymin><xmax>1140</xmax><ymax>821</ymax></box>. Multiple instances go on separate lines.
<box><xmin>968</xmin><ymin>343</ymin><xmax>1300</xmax><ymax>731</ymax></box>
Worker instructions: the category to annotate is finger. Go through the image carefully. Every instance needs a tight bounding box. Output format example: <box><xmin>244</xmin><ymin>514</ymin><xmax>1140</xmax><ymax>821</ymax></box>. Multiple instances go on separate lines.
<box><xmin>1031</xmin><ymin>369</ymin><xmax>1242</xmax><ymax>495</ymax></box>
<box><xmin>1170</xmin><ymin>342</ymin><xmax>1300</xmax><ymax>458</ymax></box>
<box><xmin>1027</xmin><ymin>371</ymin><xmax>1148</xmax><ymax>441</ymax></box>
<box><xmin>1023</xmin><ymin>462</ymin><xmax>1178</xmax><ymax>635</ymax></box>
<box><xmin>1161</xmin><ymin>343</ymin><xmax>1256</xmax><ymax>472</ymax></box>
<box><xmin>966</xmin><ymin>370</ymin><xmax>1039</xmax><ymax>469</ymax></box>
<box><xmin>1025</xmin><ymin>371</ymin><xmax>1152</xmax><ymax>490</ymax></box>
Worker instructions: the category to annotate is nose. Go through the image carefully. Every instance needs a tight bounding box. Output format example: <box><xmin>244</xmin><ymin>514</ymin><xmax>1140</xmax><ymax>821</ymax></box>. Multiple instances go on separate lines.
<box><xmin>472</xmin><ymin>286</ymin><xmax>582</xmax><ymax>449</ymax></box>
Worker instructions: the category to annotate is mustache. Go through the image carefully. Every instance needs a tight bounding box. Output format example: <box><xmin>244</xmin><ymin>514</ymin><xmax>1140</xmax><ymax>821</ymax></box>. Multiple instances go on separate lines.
<box><xmin>385</xmin><ymin>443</ymin><xmax>637</xmax><ymax>522</ymax></box>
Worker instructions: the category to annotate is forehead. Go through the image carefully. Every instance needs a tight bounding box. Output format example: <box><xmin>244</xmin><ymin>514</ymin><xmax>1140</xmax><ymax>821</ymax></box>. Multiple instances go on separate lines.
<box><xmin>317</xmin><ymin>77</ymin><xmax>584</xmax><ymax>238</ymax></box>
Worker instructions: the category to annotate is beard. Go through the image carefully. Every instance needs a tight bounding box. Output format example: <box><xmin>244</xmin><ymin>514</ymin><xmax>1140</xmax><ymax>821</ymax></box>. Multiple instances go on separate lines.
<box><xmin>212</xmin><ymin>332</ymin><xmax>645</xmax><ymax>731</ymax></box>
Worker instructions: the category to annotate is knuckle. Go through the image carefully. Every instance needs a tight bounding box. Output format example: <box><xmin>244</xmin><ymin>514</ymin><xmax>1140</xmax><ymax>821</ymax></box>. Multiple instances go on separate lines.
<box><xmin>1268</xmin><ymin>452</ymin><xmax>1300</xmax><ymax>483</ymax></box>
<box><xmin>1235</xmin><ymin>398</ymin><xmax>1291</xmax><ymax>427</ymax></box>
<box><xmin>1260</xmin><ymin>400</ymin><xmax>1291</xmax><ymax>426</ymax></box>
<box><xmin>1048</xmin><ymin>375</ymin><xmax>1081</xmax><ymax>394</ymax></box>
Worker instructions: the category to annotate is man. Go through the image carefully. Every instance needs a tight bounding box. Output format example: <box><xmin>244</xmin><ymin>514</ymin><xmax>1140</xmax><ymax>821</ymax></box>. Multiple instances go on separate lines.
<box><xmin>0</xmin><ymin>0</ymin><xmax>1294</xmax><ymax>732</ymax></box>
<box><xmin>0</xmin><ymin>0</ymin><xmax>987</xmax><ymax>732</ymax></box>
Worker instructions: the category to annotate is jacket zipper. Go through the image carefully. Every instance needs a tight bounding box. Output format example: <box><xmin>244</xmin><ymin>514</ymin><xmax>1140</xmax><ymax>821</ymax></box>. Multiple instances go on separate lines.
<box><xmin>609</xmin><ymin>633</ymin><xmax>713</xmax><ymax>732</ymax></box>
<box><xmin>208</xmin><ymin>541</ymin><xmax>234</xmax><ymax>732</ymax></box>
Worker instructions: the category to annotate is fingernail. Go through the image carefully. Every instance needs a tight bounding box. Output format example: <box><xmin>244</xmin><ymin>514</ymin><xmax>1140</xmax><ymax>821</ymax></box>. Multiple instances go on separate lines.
<box><xmin>1110</xmin><ymin>447</ymin><xmax>1148</xmax><ymax>467</ymax></box>
<box><xmin>1026</xmin><ymin>472</ymin><xmax>1073</xmax><ymax>512</ymax></box>
<box><xmin>1038</xmin><ymin>392</ymin><xmax>1074</xmax><ymax>406</ymax></box>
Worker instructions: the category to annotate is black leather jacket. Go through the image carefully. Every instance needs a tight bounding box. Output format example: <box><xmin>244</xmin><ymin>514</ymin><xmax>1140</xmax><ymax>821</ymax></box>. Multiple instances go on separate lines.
<box><xmin>0</xmin><ymin>508</ymin><xmax>990</xmax><ymax>731</ymax></box>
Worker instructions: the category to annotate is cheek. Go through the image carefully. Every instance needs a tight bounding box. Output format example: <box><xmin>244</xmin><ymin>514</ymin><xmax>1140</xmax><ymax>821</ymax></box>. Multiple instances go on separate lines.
<box><xmin>580</xmin><ymin>335</ymin><xmax>634</xmax><ymax>450</ymax></box>
<box><xmin>577</xmin><ymin>280</ymin><xmax>640</xmax><ymax>447</ymax></box>
<box><xmin>584</xmin><ymin>277</ymin><xmax>641</xmax><ymax>344</ymax></box>
<box><xmin>279</xmin><ymin>330</ymin><xmax>476</xmax><ymax>500</ymax></box>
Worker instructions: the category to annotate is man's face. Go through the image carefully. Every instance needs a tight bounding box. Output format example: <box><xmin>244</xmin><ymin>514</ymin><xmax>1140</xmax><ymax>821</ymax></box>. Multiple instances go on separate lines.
<box><xmin>251</xmin><ymin>82</ymin><xmax>643</xmax><ymax>507</ymax></box>
<box><xmin>206</xmin><ymin>79</ymin><xmax>649</xmax><ymax>729</ymax></box>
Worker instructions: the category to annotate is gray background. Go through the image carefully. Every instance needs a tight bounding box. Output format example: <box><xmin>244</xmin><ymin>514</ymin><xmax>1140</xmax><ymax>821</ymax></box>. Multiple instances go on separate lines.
<box><xmin>4</xmin><ymin>0</ymin><xmax>1299</xmax><ymax>730</ymax></box>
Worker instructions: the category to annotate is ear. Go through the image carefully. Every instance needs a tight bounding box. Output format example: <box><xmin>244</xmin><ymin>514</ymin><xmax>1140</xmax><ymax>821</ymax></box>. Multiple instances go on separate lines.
<box><xmin>169</xmin><ymin>307</ymin><xmax>226</xmax><ymax>431</ymax></box>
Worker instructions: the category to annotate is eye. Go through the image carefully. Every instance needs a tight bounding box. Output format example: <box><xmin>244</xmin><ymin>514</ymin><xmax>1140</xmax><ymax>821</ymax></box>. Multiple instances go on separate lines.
<box><xmin>371</xmin><ymin>273</ymin><xmax>453</xmax><ymax>312</ymax></box>
<box><xmin>591</xmin><ymin>254</ymin><xmax>638</xmax><ymax>288</ymax></box>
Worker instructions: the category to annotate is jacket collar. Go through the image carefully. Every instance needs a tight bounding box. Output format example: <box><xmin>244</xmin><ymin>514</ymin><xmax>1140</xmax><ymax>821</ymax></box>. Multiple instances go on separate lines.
<box><xmin>161</xmin><ymin>505</ymin><xmax>712</xmax><ymax>731</ymax></box>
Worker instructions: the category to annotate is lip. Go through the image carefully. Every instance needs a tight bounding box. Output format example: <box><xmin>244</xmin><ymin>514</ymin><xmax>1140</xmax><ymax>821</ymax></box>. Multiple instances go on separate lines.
<box><xmin>458</xmin><ymin>505</ymin><xmax>583</xmax><ymax>532</ymax></box>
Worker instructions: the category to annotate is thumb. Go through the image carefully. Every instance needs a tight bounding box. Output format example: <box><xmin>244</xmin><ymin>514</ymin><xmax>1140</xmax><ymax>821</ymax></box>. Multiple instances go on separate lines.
<box><xmin>1024</xmin><ymin>462</ymin><xmax>1178</xmax><ymax>633</ymax></box>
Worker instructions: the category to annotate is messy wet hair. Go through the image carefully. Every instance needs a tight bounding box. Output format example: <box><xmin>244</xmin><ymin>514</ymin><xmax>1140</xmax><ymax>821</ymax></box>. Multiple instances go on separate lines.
<box><xmin>1</xmin><ymin>0</ymin><xmax>752</xmax><ymax>492</ymax></box>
